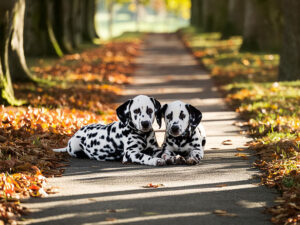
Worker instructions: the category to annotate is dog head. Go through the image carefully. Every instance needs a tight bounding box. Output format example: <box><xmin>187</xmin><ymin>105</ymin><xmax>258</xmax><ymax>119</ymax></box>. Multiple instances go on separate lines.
<box><xmin>158</xmin><ymin>100</ymin><xmax>202</xmax><ymax>137</ymax></box>
<box><xmin>116</xmin><ymin>95</ymin><xmax>161</xmax><ymax>132</ymax></box>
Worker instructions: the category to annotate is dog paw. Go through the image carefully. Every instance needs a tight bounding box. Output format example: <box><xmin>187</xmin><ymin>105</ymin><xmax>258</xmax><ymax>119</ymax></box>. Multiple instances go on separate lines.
<box><xmin>162</xmin><ymin>154</ymin><xmax>175</xmax><ymax>164</ymax></box>
<box><xmin>186</xmin><ymin>157</ymin><xmax>199</xmax><ymax>165</ymax></box>
<box><xmin>155</xmin><ymin>158</ymin><xmax>166</xmax><ymax>166</ymax></box>
<box><xmin>175</xmin><ymin>155</ymin><xmax>186</xmax><ymax>165</ymax></box>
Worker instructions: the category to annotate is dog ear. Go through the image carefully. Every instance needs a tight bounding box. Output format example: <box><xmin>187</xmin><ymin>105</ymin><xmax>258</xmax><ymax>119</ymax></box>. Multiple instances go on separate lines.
<box><xmin>116</xmin><ymin>99</ymin><xmax>133</xmax><ymax>125</ymax></box>
<box><xmin>185</xmin><ymin>104</ymin><xmax>202</xmax><ymax>132</ymax></box>
<box><xmin>150</xmin><ymin>97</ymin><xmax>161</xmax><ymax>125</ymax></box>
<box><xmin>156</xmin><ymin>104</ymin><xmax>168</xmax><ymax>128</ymax></box>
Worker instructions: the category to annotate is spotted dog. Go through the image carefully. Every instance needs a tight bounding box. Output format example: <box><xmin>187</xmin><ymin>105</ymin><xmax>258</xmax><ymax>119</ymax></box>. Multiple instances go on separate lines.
<box><xmin>53</xmin><ymin>95</ymin><xmax>166</xmax><ymax>166</ymax></box>
<box><xmin>157</xmin><ymin>100</ymin><xmax>206</xmax><ymax>165</ymax></box>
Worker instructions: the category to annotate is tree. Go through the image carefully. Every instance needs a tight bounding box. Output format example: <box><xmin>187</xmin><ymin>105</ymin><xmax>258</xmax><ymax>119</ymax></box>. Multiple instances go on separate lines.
<box><xmin>201</xmin><ymin>0</ymin><xmax>228</xmax><ymax>33</ymax></box>
<box><xmin>24</xmin><ymin>0</ymin><xmax>63</xmax><ymax>57</ymax></box>
<box><xmin>222</xmin><ymin>0</ymin><xmax>245</xmax><ymax>38</ymax></box>
<box><xmin>1</xmin><ymin>0</ymin><xmax>99</xmax><ymax>105</ymax></box>
<box><xmin>0</xmin><ymin>0</ymin><xmax>26</xmax><ymax>105</ymax></box>
<box><xmin>24</xmin><ymin>0</ymin><xmax>99</xmax><ymax>57</ymax></box>
<box><xmin>240</xmin><ymin>0</ymin><xmax>282</xmax><ymax>52</ymax></box>
<box><xmin>278</xmin><ymin>0</ymin><xmax>300</xmax><ymax>81</ymax></box>
<box><xmin>82</xmin><ymin>0</ymin><xmax>99</xmax><ymax>42</ymax></box>
<box><xmin>190</xmin><ymin>0</ymin><xmax>202</xmax><ymax>28</ymax></box>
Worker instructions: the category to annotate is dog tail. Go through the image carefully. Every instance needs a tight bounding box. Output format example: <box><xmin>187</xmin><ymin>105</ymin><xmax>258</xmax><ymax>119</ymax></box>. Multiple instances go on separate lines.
<box><xmin>53</xmin><ymin>147</ymin><xmax>68</xmax><ymax>153</ymax></box>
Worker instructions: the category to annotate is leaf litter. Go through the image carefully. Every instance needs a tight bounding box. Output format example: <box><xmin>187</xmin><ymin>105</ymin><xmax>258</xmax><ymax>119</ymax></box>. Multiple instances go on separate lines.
<box><xmin>180</xmin><ymin>27</ymin><xmax>300</xmax><ymax>225</ymax></box>
<box><xmin>0</xmin><ymin>38</ymin><xmax>141</xmax><ymax>224</ymax></box>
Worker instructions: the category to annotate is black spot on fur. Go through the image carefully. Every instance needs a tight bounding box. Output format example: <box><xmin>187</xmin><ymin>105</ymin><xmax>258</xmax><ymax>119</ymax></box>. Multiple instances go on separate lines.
<box><xmin>166</xmin><ymin>112</ymin><xmax>173</xmax><ymax>121</ymax></box>
<box><xmin>149</xmin><ymin>139</ymin><xmax>155</xmax><ymax>144</ymax></box>
<box><xmin>99</xmin><ymin>155</ymin><xmax>106</xmax><ymax>160</ymax></box>
<box><xmin>88</xmin><ymin>132</ymin><xmax>97</xmax><ymax>138</ymax></box>
<box><xmin>135</xmin><ymin>153</ymin><xmax>143</xmax><ymax>160</ymax></box>
<box><xmin>129</xmin><ymin>144</ymin><xmax>138</xmax><ymax>149</ymax></box>
<box><xmin>116</xmin><ymin>133</ymin><xmax>122</xmax><ymax>138</ymax></box>
<box><xmin>122</xmin><ymin>129</ymin><xmax>131</xmax><ymax>137</ymax></box>
<box><xmin>75</xmin><ymin>150</ymin><xmax>90</xmax><ymax>159</ymax></box>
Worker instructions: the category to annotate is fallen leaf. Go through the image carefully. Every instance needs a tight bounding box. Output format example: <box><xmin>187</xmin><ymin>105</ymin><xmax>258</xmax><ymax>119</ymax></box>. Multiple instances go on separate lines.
<box><xmin>210</xmin><ymin>147</ymin><xmax>220</xmax><ymax>150</ymax></box>
<box><xmin>213</xmin><ymin>209</ymin><xmax>227</xmax><ymax>214</ymax></box>
<box><xmin>213</xmin><ymin>210</ymin><xmax>237</xmax><ymax>217</ymax></box>
<box><xmin>105</xmin><ymin>217</ymin><xmax>117</xmax><ymax>221</ymax></box>
<box><xmin>236</xmin><ymin>148</ymin><xmax>246</xmax><ymax>151</ymax></box>
<box><xmin>222</xmin><ymin>140</ymin><xmax>233</xmax><ymax>145</ymax></box>
<box><xmin>235</xmin><ymin>153</ymin><xmax>249</xmax><ymax>159</ymax></box>
<box><xmin>143</xmin><ymin>183</ymin><xmax>164</xmax><ymax>188</ymax></box>
<box><xmin>0</xmin><ymin>135</ymin><xmax>6</xmax><ymax>142</ymax></box>
<box><xmin>215</xmin><ymin>184</ymin><xmax>227</xmax><ymax>188</ymax></box>
<box><xmin>106</xmin><ymin>209</ymin><xmax>117</xmax><ymax>213</ymax></box>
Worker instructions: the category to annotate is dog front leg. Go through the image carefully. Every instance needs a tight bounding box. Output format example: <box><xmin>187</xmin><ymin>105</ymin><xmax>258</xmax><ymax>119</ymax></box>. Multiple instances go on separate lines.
<box><xmin>122</xmin><ymin>148</ymin><xmax>165</xmax><ymax>166</ymax></box>
<box><xmin>161</xmin><ymin>144</ymin><xmax>177</xmax><ymax>164</ymax></box>
<box><xmin>186</xmin><ymin>149</ymin><xmax>203</xmax><ymax>165</ymax></box>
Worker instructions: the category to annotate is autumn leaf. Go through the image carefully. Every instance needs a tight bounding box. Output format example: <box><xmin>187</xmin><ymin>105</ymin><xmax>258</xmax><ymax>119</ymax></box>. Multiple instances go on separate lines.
<box><xmin>1</xmin><ymin>38</ymin><xmax>141</xmax><ymax>224</ymax></box>
<box><xmin>213</xmin><ymin>210</ymin><xmax>237</xmax><ymax>217</ymax></box>
<box><xmin>106</xmin><ymin>209</ymin><xmax>117</xmax><ymax>213</ymax></box>
<box><xmin>105</xmin><ymin>217</ymin><xmax>117</xmax><ymax>221</ymax></box>
<box><xmin>235</xmin><ymin>153</ymin><xmax>248</xmax><ymax>159</ymax></box>
<box><xmin>143</xmin><ymin>183</ymin><xmax>164</xmax><ymax>188</ymax></box>
<box><xmin>180</xmin><ymin>27</ymin><xmax>299</xmax><ymax>225</ymax></box>
<box><xmin>222</xmin><ymin>140</ymin><xmax>233</xmax><ymax>145</ymax></box>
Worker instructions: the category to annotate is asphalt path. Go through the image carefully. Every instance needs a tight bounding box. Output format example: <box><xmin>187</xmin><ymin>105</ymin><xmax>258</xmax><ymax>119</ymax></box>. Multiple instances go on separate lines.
<box><xmin>23</xmin><ymin>33</ymin><xmax>276</xmax><ymax>225</ymax></box>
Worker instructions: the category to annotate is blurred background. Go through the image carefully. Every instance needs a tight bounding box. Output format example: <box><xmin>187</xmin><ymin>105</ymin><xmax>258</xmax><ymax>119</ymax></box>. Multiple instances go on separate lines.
<box><xmin>96</xmin><ymin>0</ymin><xmax>190</xmax><ymax>39</ymax></box>
<box><xmin>0</xmin><ymin>0</ymin><xmax>298</xmax><ymax>105</ymax></box>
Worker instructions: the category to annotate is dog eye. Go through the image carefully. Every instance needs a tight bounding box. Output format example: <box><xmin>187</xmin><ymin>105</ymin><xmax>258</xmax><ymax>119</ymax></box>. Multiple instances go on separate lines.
<box><xmin>179</xmin><ymin>113</ymin><xmax>186</xmax><ymax>120</ymax></box>
<box><xmin>134</xmin><ymin>108</ymin><xmax>141</xmax><ymax>114</ymax></box>
<box><xmin>166</xmin><ymin>113</ymin><xmax>172</xmax><ymax>120</ymax></box>
<box><xmin>146</xmin><ymin>108</ymin><xmax>153</xmax><ymax>114</ymax></box>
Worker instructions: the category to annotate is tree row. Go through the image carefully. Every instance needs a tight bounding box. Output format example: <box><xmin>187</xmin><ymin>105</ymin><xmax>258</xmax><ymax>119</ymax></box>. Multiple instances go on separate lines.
<box><xmin>190</xmin><ymin>0</ymin><xmax>300</xmax><ymax>81</ymax></box>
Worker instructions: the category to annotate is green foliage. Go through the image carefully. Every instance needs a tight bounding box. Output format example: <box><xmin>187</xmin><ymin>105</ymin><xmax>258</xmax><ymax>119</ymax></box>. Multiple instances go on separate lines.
<box><xmin>165</xmin><ymin>0</ymin><xmax>191</xmax><ymax>19</ymax></box>
<box><xmin>180</xmin><ymin>26</ymin><xmax>300</xmax><ymax>224</ymax></box>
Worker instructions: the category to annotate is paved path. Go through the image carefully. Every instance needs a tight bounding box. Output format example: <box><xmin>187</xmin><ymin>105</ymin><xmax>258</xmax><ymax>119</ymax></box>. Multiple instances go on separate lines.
<box><xmin>23</xmin><ymin>34</ymin><xmax>276</xmax><ymax>225</ymax></box>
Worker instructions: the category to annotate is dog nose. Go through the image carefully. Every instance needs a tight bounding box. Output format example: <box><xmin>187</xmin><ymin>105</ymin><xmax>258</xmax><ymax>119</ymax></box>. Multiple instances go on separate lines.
<box><xmin>171</xmin><ymin>125</ymin><xmax>180</xmax><ymax>134</ymax></box>
<box><xmin>141</xmin><ymin>121</ymin><xmax>150</xmax><ymax>129</ymax></box>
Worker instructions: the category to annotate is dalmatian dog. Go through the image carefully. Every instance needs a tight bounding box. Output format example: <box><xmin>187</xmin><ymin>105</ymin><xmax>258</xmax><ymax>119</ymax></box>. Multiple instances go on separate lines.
<box><xmin>157</xmin><ymin>100</ymin><xmax>206</xmax><ymax>165</ymax></box>
<box><xmin>53</xmin><ymin>95</ymin><xmax>166</xmax><ymax>166</ymax></box>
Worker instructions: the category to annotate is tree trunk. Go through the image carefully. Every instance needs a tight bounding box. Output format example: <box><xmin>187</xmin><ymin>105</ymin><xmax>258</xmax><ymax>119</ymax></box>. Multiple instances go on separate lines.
<box><xmin>202</xmin><ymin>0</ymin><xmax>215</xmax><ymax>32</ymax></box>
<box><xmin>202</xmin><ymin>0</ymin><xmax>228</xmax><ymax>33</ymax></box>
<box><xmin>108</xmin><ymin>0</ymin><xmax>114</xmax><ymax>39</ymax></box>
<box><xmin>0</xmin><ymin>0</ymin><xmax>24</xmax><ymax>105</ymax></box>
<box><xmin>8</xmin><ymin>0</ymin><xmax>34</xmax><ymax>82</ymax></box>
<box><xmin>82</xmin><ymin>0</ymin><xmax>99</xmax><ymax>42</ymax></box>
<box><xmin>45</xmin><ymin>0</ymin><xmax>64</xmax><ymax>57</ymax></box>
<box><xmin>59</xmin><ymin>0</ymin><xmax>74</xmax><ymax>52</ymax></box>
<box><xmin>190</xmin><ymin>0</ymin><xmax>203</xmax><ymax>29</ymax></box>
<box><xmin>278</xmin><ymin>0</ymin><xmax>300</xmax><ymax>81</ymax></box>
<box><xmin>240</xmin><ymin>0</ymin><xmax>282</xmax><ymax>52</ymax></box>
<box><xmin>24</xmin><ymin>0</ymin><xmax>63</xmax><ymax>57</ymax></box>
<box><xmin>71</xmin><ymin>0</ymin><xmax>84</xmax><ymax>48</ymax></box>
<box><xmin>222</xmin><ymin>0</ymin><xmax>245</xmax><ymax>38</ymax></box>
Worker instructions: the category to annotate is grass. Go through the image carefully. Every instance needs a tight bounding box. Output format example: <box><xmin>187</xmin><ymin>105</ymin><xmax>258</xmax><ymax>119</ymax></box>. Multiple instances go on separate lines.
<box><xmin>179</xmin><ymin>26</ymin><xmax>300</xmax><ymax>225</ymax></box>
